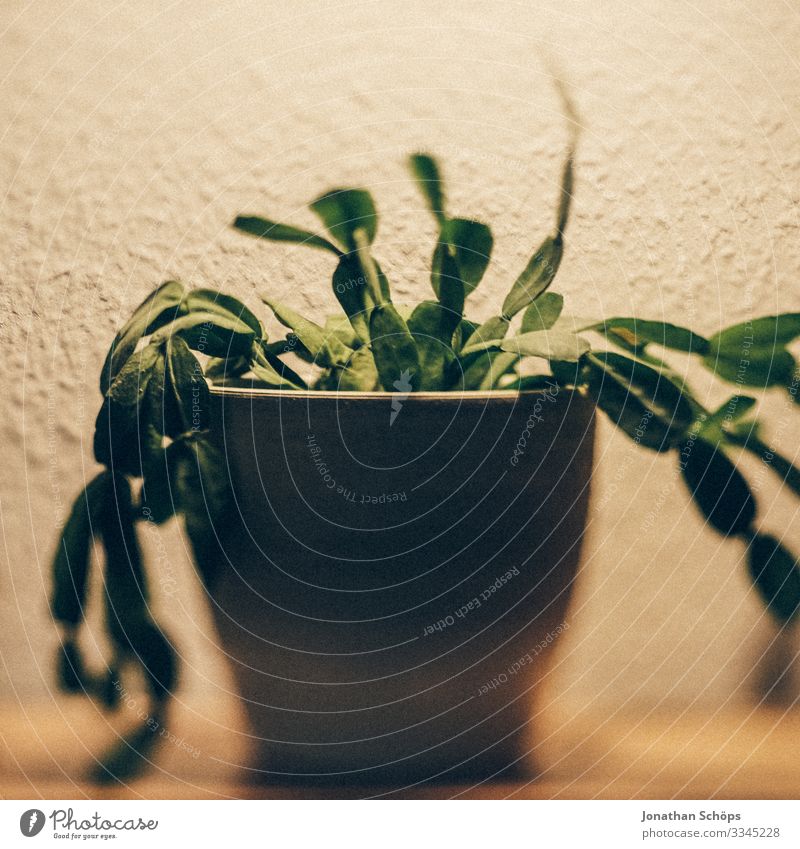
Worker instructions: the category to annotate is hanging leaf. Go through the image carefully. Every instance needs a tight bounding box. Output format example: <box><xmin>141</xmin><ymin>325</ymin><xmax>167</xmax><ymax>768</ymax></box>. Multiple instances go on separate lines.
<box><xmin>232</xmin><ymin>215</ymin><xmax>342</xmax><ymax>255</ymax></box>
<box><xmin>100</xmin><ymin>475</ymin><xmax>177</xmax><ymax>703</ymax></box>
<box><xmin>747</xmin><ymin>532</ymin><xmax>800</xmax><ymax>622</ymax></box>
<box><xmin>369</xmin><ymin>304</ymin><xmax>420</xmax><ymax>392</ymax></box>
<box><xmin>680</xmin><ymin>437</ymin><xmax>756</xmax><ymax>535</ymax></box>
<box><xmin>585</xmin><ymin>351</ymin><xmax>694</xmax><ymax>451</ymax></box>
<box><xmin>310</xmin><ymin>188</ymin><xmax>378</xmax><ymax>251</ymax></box>
<box><xmin>183</xmin><ymin>289</ymin><xmax>264</xmax><ymax>339</ymax></box>
<box><xmin>100</xmin><ymin>281</ymin><xmax>186</xmax><ymax>395</ymax></box>
<box><xmin>156</xmin><ymin>311</ymin><xmax>256</xmax><ymax>358</ymax></box>
<box><xmin>51</xmin><ymin>472</ymin><xmax>112</xmax><ymax>628</ymax></box>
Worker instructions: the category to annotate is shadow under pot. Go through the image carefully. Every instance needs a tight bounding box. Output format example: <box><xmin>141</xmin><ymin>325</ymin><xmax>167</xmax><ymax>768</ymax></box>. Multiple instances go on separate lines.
<box><xmin>206</xmin><ymin>385</ymin><xmax>595</xmax><ymax>785</ymax></box>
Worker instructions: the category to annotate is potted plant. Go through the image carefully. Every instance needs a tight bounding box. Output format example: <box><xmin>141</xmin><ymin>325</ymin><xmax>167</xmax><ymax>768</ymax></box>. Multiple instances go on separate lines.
<box><xmin>51</xmin><ymin>104</ymin><xmax>800</xmax><ymax>785</ymax></box>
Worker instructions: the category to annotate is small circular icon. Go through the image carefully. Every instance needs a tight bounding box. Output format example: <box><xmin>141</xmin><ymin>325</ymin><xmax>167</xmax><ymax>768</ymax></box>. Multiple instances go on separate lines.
<box><xmin>19</xmin><ymin>809</ymin><xmax>46</xmax><ymax>837</ymax></box>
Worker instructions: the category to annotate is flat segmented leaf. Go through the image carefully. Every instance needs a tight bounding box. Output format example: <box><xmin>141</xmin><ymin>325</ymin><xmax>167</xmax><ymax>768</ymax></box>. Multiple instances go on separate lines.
<box><xmin>593</xmin><ymin>317</ymin><xmax>709</xmax><ymax>355</ymax></box>
<box><xmin>107</xmin><ymin>344</ymin><xmax>162</xmax><ymax>407</ymax></box>
<box><xmin>704</xmin><ymin>348</ymin><xmax>796</xmax><ymax>389</ymax></box>
<box><xmin>409</xmin><ymin>153</ymin><xmax>446</xmax><ymax>224</ymax></box>
<box><xmin>332</xmin><ymin>253</ymin><xmax>373</xmax><ymax>344</ymax></box>
<box><xmin>501</xmin><ymin>235</ymin><xmax>563</xmax><ymax>320</ymax></box>
<box><xmin>332</xmin><ymin>346</ymin><xmax>379</xmax><ymax>391</ymax></box>
<box><xmin>521</xmin><ymin>292</ymin><xmax>564</xmax><ymax>334</ymax></box>
<box><xmin>710</xmin><ymin>313</ymin><xmax>800</xmax><ymax>356</ymax></box>
<box><xmin>310</xmin><ymin>188</ymin><xmax>378</xmax><ymax>251</ymax></box>
<box><xmin>233</xmin><ymin>215</ymin><xmax>341</xmax><ymax>255</ymax></box>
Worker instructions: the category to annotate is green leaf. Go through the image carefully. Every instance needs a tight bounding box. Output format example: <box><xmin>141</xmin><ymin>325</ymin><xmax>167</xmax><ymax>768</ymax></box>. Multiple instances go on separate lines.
<box><xmin>463</xmin><ymin>315</ymin><xmax>510</xmax><ymax>350</ymax></box>
<box><xmin>183</xmin><ymin>289</ymin><xmax>264</xmax><ymax>340</ymax></box>
<box><xmin>369</xmin><ymin>304</ymin><xmax>420</xmax><ymax>392</ymax></box>
<box><xmin>232</xmin><ymin>215</ymin><xmax>342</xmax><ymax>255</ymax></box>
<box><xmin>262</xmin><ymin>298</ymin><xmax>350</xmax><ymax>367</ymax></box>
<box><xmin>155</xmin><ymin>311</ymin><xmax>256</xmax><ymax>358</ymax></box>
<box><xmin>331</xmin><ymin>253</ymin><xmax>373</xmax><ymax>344</ymax></box>
<box><xmin>710</xmin><ymin>313</ymin><xmax>800</xmax><ymax>356</ymax></box>
<box><xmin>704</xmin><ymin>348</ymin><xmax>796</xmax><ymax>389</ymax></box>
<box><xmin>521</xmin><ymin>292</ymin><xmax>564</xmax><ymax>334</ymax></box>
<box><xmin>442</xmin><ymin>218</ymin><xmax>493</xmax><ymax>295</ymax></box>
<box><xmin>430</xmin><ymin>241</ymin><xmax>465</xmax><ymax>318</ymax></box>
<box><xmin>747</xmin><ymin>533</ymin><xmax>800</xmax><ymax>622</ymax></box>
<box><xmin>173</xmin><ymin>438</ymin><xmax>232</xmax><ymax>588</ymax></box>
<box><xmin>452</xmin><ymin>318</ymin><xmax>480</xmax><ymax>353</ymax></box>
<box><xmin>51</xmin><ymin>472</ymin><xmax>111</xmax><ymax>627</ymax></box>
<box><xmin>460</xmin><ymin>351</ymin><xmax>519</xmax><ymax>391</ymax></box>
<box><xmin>680</xmin><ymin>437</ymin><xmax>755</xmax><ymax>535</ymax></box>
<box><xmin>324</xmin><ymin>314</ymin><xmax>362</xmax><ymax>350</ymax></box>
<box><xmin>330</xmin><ymin>346</ymin><xmax>379</xmax><ymax>391</ymax></box>
<box><xmin>501</xmin><ymin>234</ymin><xmax>564</xmax><ymax>319</ymax></box>
<box><xmin>585</xmin><ymin>351</ymin><xmax>694</xmax><ymax>451</ymax></box>
<box><xmin>462</xmin><ymin>329</ymin><xmax>589</xmax><ymax>362</ymax></box>
<box><xmin>407</xmin><ymin>301</ymin><xmax>459</xmax><ymax>390</ymax></box>
<box><xmin>310</xmin><ymin>188</ymin><xmax>378</xmax><ymax>251</ymax></box>
<box><xmin>99</xmin><ymin>474</ymin><xmax>176</xmax><ymax>702</ymax></box>
<box><xmin>107</xmin><ymin>344</ymin><xmax>162</xmax><ymax>407</ymax></box>
<box><xmin>93</xmin><ymin>394</ymin><xmax>159</xmax><ymax>477</ymax></box>
<box><xmin>140</xmin><ymin>441</ymin><xmax>183</xmax><ymax>525</ymax></box>
<box><xmin>100</xmin><ymin>281</ymin><xmax>186</xmax><ymax>395</ymax></box>
<box><xmin>594</xmin><ymin>317</ymin><xmax>710</xmax><ymax>355</ymax></box>
<box><xmin>409</xmin><ymin>153</ymin><xmax>446</xmax><ymax>224</ymax></box>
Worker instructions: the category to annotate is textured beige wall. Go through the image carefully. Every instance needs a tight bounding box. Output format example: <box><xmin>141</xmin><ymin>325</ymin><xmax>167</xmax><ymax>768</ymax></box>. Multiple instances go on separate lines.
<box><xmin>1</xmin><ymin>0</ymin><xmax>799</xmax><ymax>721</ymax></box>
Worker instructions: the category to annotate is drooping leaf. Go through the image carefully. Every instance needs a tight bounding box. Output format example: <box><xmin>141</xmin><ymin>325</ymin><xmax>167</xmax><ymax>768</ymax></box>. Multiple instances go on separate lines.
<box><xmin>521</xmin><ymin>292</ymin><xmax>564</xmax><ymax>334</ymax></box>
<box><xmin>99</xmin><ymin>474</ymin><xmax>176</xmax><ymax>702</ymax></box>
<box><xmin>369</xmin><ymin>304</ymin><xmax>420</xmax><ymax>392</ymax></box>
<box><xmin>51</xmin><ymin>472</ymin><xmax>111</xmax><ymax>627</ymax></box>
<box><xmin>173</xmin><ymin>438</ymin><xmax>233</xmax><ymax>588</ymax></box>
<box><xmin>166</xmin><ymin>336</ymin><xmax>210</xmax><ymax>433</ymax></box>
<box><xmin>585</xmin><ymin>351</ymin><xmax>694</xmax><ymax>451</ymax></box>
<box><xmin>501</xmin><ymin>234</ymin><xmax>564</xmax><ymax>319</ymax></box>
<box><xmin>310</xmin><ymin>188</ymin><xmax>378</xmax><ymax>251</ymax></box>
<box><xmin>409</xmin><ymin>153</ymin><xmax>446</xmax><ymax>224</ymax></box>
<box><xmin>747</xmin><ymin>532</ymin><xmax>800</xmax><ymax>622</ymax></box>
<box><xmin>100</xmin><ymin>281</ymin><xmax>185</xmax><ymax>395</ymax></box>
<box><xmin>155</xmin><ymin>311</ymin><xmax>256</xmax><ymax>358</ymax></box>
<box><xmin>594</xmin><ymin>317</ymin><xmax>710</xmax><ymax>355</ymax></box>
<box><xmin>107</xmin><ymin>344</ymin><xmax>162</xmax><ymax>407</ymax></box>
<box><xmin>680</xmin><ymin>437</ymin><xmax>755</xmax><ymax>535</ymax></box>
<box><xmin>233</xmin><ymin>215</ymin><xmax>341</xmax><ymax>255</ymax></box>
<box><xmin>183</xmin><ymin>289</ymin><xmax>264</xmax><ymax>339</ymax></box>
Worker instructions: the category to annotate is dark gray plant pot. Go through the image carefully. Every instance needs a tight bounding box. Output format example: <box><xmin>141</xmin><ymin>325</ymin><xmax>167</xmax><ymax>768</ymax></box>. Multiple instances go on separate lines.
<box><xmin>208</xmin><ymin>385</ymin><xmax>595</xmax><ymax>785</ymax></box>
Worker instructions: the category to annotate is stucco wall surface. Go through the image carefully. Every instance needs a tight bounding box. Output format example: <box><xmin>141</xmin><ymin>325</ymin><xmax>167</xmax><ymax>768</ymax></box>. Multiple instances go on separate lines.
<box><xmin>1</xmin><ymin>0</ymin><xmax>799</xmax><ymax>718</ymax></box>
